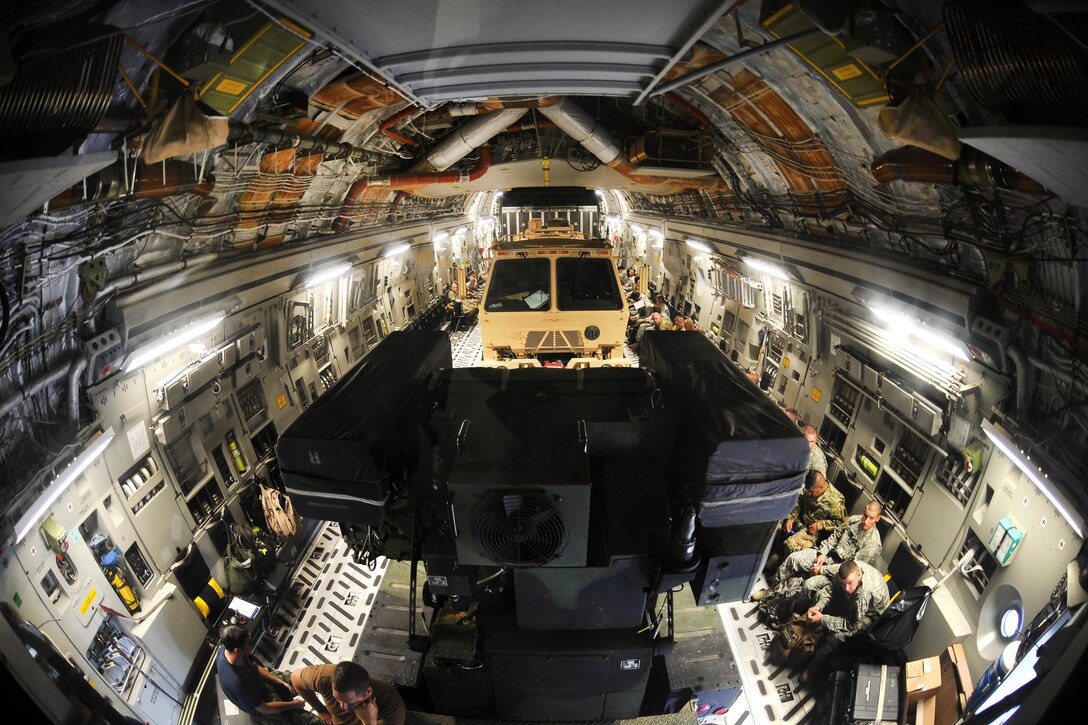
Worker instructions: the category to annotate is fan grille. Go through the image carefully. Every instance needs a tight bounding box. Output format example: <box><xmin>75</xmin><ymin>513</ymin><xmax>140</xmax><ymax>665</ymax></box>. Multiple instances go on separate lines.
<box><xmin>470</xmin><ymin>491</ymin><xmax>567</xmax><ymax>566</ymax></box>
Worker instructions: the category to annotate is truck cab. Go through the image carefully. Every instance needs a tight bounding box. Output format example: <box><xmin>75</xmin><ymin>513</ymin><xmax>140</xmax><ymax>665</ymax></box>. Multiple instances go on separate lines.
<box><xmin>479</xmin><ymin>231</ymin><xmax>629</xmax><ymax>367</ymax></box>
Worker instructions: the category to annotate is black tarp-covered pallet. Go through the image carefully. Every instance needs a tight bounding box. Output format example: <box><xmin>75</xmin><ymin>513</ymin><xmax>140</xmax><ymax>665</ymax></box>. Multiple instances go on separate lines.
<box><xmin>639</xmin><ymin>331</ymin><xmax>809</xmax><ymax>528</ymax></box>
<box><xmin>277</xmin><ymin>331</ymin><xmax>452</xmax><ymax>524</ymax></box>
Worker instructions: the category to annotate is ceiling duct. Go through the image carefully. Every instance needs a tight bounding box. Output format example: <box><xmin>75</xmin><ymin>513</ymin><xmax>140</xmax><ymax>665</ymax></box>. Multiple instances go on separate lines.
<box><xmin>537</xmin><ymin>97</ymin><xmax>623</xmax><ymax>166</ymax></box>
<box><xmin>871</xmin><ymin>146</ymin><xmax>1047</xmax><ymax>194</ymax></box>
<box><xmin>627</xmin><ymin>130</ymin><xmax>715</xmax><ymax>177</ymax></box>
<box><xmin>48</xmin><ymin>159</ymin><xmax>214</xmax><ymax>210</ymax></box>
<box><xmin>945</xmin><ymin>0</ymin><xmax>1088</xmax><ymax>125</ymax></box>
<box><xmin>0</xmin><ymin>24</ymin><xmax>122</xmax><ymax>156</ymax></box>
<box><xmin>411</xmin><ymin>108</ymin><xmax>528</xmax><ymax>173</ymax></box>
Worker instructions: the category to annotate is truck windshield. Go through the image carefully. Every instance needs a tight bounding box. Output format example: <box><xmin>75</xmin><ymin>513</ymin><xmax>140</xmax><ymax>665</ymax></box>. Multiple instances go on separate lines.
<box><xmin>483</xmin><ymin>259</ymin><xmax>551</xmax><ymax>311</ymax></box>
<box><xmin>556</xmin><ymin>258</ymin><xmax>624</xmax><ymax>311</ymax></box>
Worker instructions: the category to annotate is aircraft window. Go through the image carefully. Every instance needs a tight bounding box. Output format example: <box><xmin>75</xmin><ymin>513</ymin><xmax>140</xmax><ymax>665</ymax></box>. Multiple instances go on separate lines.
<box><xmin>484</xmin><ymin>259</ymin><xmax>551</xmax><ymax>311</ymax></box>
<box><xmin>556</xmin><ymin>258</ymin><xmax>624</xmax><ymax>311</ymax></box>
<box><xmin>1000</xmin><ymin>608</ymin><xmax>1022</xmax><ymax>638</ymax></box>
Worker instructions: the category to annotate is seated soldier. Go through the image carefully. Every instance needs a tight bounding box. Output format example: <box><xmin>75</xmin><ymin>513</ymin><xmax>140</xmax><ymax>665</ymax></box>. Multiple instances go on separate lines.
<box><xmin>756</xmin><ymin>559</ymin><xmax>888</xmax><ymax>674</ymax></box>
<box><xmin>217</xmin><ymin>625</ymin><xmax>320</xmax><ymax>724</ymax></box>
<box><xmin>446</xmin><ymin>281</ymin><xmax>477</xmax><ymax>317</ymax></box>
<box><xmin>804</xmin><ymin>425</ymin><xmax>828</xmax><ymax>477</ymax></box>
<box><xmin>800</xmin><ymin>560</ymin><xmax>889</xmax><ymax>682</ymax></box>
<box><xmin>766</xmin><ymin>471</ymin><xmax>845</xmax><ymax>571</ymax></box>
<box><xmin>630</xmin><ymin>311</ymin><xmax>674</xmax><ymax>352</ymax></box>
<box><xmin>754</xmin><ymin>499</ymin><xmax>883</xmax><ymax>599</ymax></box>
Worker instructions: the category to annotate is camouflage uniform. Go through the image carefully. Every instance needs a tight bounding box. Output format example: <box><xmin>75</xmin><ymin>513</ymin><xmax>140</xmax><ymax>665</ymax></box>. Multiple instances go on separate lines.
<box><xmin>783</xmin><ymin>483</ymin><xmax>846</xmax><ymax>552</ymax></box>
<box><xmin>759</xmin><ymin>561</ymin><xmax>889</xmax><ymax>645</ymax></box>
<box><xmin>775</xmin><ymin>514</ymin><xmax>882</xmax><ymax>584</ymax></box>
<box><xmin>807</xmin><ymin>560</ymin><xmax>890</xmax><ymax>641</ymax></box>
<box><xmin>807</xmin><ymin>444</ymin><xmax>828</xmax><ymax>477</ymax></box>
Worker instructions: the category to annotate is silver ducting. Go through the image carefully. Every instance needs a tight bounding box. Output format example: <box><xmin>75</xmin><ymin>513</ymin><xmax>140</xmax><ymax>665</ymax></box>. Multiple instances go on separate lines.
<box><xmin>445</xmin><ymin>102</ymin><xmax>486</xmax><ymax>117</ymax></box>
<box><xmin>537</xmin><ymin>98</ymin><xmax>623</xmax><ymax>166</ymax></box>
<box><xmin>413</xmin><ymin>108</ymin><xmax>529</xmax><ymax>173</ymax></box>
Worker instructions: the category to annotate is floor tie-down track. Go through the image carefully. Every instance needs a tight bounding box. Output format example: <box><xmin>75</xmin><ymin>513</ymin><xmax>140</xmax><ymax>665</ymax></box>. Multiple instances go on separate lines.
<box><xmin>260</xmin><ymin>523</ymin><xmax>390</xmax><ymax>670</ymax></box>
<box><xmin>716</xmin><ymin>580</ymin><xmax>817</xmax><ymax>725</ymax></box>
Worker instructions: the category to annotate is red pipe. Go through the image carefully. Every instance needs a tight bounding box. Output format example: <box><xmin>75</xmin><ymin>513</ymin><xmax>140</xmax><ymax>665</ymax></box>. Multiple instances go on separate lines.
<box><xmin>335</xmin><ymin>146</ymin><xmax>493</xmax><ymax>231</ymax></box>
<box><xmin>379</xmin><ymin>105</ymin><xmax>420</xmax><ymax>147</ymax></box>
<box><xmin>664</xmin><ymin>92</ymin><xmax>711</xmax><ymax>129</ymax></box>
<box><xmin>49</xmin><ymin>160</ymin><xmax>214</xmax><ymax>210</ymax></box>
<box><xmin>380</xmin><ymin>105</ymin><xmax>418</xmax><ymax>133</ymax></box>
<box><xmin>384</xmin><ymin>129</ymin><xmax>417</xmax><ymax>146</ymax></box>
<box><xmin>871</xmin><ymin>146</ymin><xmax>1047</xmax><ymax>194</ymax></box>
<box><xmin>871</xmin><ymin>147</ymin><xmax>955</xmax><ymax>185</ymax></box>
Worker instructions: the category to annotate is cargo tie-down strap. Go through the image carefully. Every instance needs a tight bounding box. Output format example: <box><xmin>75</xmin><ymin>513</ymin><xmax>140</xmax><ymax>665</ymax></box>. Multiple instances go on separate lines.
<box><xmin>872</xmin><ymin>663</ymin><xmax>889</xmax><ymax>724</ymax></box>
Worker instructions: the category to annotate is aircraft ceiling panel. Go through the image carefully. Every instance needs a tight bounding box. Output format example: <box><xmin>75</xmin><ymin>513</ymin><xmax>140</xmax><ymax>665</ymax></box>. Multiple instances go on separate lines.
<box><xmin>266</xmin><ymin>0</ymin><xmax>733</xmax><ymax>105</ymax></box>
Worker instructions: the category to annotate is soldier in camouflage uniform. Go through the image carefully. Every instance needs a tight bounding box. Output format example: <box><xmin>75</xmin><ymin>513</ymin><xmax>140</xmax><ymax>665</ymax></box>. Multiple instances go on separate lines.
<box><xmin>757</xmin><ymin>559</ymin><xmax>888</xmax><ymax>655</ymax></box>
<box><xmin>801</xmin><ymin>559</ymin><xmax>889</xmax><ymax>682</ymax></box>
<box><xmin>804</xmin><ymin>425</ymin><xmax>827</xmax><ymax>477</ymax></box>
<box><xmin>806</xmin><ymin>559</ymin><xmax>889</xmax><ymax>639</ymax></box>
<box><xmin>782</xmin><ymin>471</ymin><xmax>846</xmax><ymax>553</ymax></box>
<box><xmin>774</xmin><ymin>499</ymin><xmax>883</xmax><ymax>586</ymax></box>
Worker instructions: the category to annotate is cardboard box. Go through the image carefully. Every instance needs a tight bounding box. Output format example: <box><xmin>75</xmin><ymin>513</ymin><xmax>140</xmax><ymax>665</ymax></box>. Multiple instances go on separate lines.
<box><xmin>934</xmin><ymin>643</ymin><xmax>974</xmax><ymax>725</ymax></box>
<box><xmin>905</xmin><ymin>655</ymin><xmax>942</xmax><ymax>704</ymax></box>
<box><xmin>912</xmin><ymin>693</ymin><xmax>937</xmax><ymax>725</ymax></box>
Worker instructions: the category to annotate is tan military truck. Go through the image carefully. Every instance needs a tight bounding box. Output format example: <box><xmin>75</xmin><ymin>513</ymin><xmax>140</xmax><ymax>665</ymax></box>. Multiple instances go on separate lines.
<box><xmin>478</xmin><ymin>234</ymin><xmax>630</xmax><ymax>367</ymax></box>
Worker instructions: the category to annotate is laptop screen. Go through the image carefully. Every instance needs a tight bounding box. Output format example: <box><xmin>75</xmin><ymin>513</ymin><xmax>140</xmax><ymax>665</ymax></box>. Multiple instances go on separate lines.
<box><xmin>227</xmin><ymin>596</ymin><xmax>260</xmax><ymax>620</ymax></box>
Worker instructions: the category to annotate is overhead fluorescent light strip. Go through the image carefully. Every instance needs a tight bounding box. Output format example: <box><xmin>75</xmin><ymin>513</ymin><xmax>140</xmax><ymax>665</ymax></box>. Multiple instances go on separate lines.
<box><xmin>871</xmin><ymin>305</ymin><xmax>969</xmax><ymax>362</ymax></box>
<box><xmin>304</xmin><ymin>263</ymin><xmax>351</xmax><ymax>289</ymax></box>
<box><xmin>16</xmin><ymin>428</ymin><xmax>116</xmax><ymax>543</ymax></box>
<box><xmin>685</xmin><ymin>239</ymin><xmax>712</xmax><ymax>254</ymax></box>
<box><xmin>384</xmin><ymin>242</ymin><xmax>411</xmax><ymax>257</ymax></box>
<box><xmin>124</xmin><ymin>313</ymin><xmax>225</xmax><ymax>372</ymax></box>
<box><xmin>744</xmin><ymin>257</ymin><xmax>790</xmax><ymax>281</ymax></box>
<box><xmin>982</xmin><ymin>420</ymin><xmax>1083</xmax><ymax>537</ymax></box>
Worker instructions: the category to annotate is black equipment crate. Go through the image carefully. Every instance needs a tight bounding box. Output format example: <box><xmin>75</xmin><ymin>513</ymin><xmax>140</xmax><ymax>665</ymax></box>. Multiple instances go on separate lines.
<box><xmin>849</xmin><ymin>663</ymin><xmax>900</xmax><ymax>723</ymax></box>
<box><xmin>639</xmin><ymin>332</ymin><xmax>808</xmax><ymax>526</ymax></box>
<box><xmin>276</xmin><ymin>331</ymin><xmax>451</xmax><ymax>523</ymax></box>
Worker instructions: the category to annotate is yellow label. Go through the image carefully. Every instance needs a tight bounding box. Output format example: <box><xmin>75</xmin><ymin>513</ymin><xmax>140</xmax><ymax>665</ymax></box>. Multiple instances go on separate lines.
<box><xmin>782</xmin><ymin>357</ymin><xmax>790</xmax><ymax>368</ymax></box>
<box><xmin>80</xmin><ymin>589</ymin><xmax>97</xmax><ymax>615</ymax></box>
<box><xmin>811</xmin><ymin>387</ymin><xmax>822</xmax><ymax>402</ymax></box>
<box><xmin>832</xmin><ymin>64</ymin><xmax>863</xmax><ymax>81</ymax></box>
<box><xmin>277</xmin><ymin>393</ymin><xmax>288</xmax><ymax>409</ymax></box>
<box><xmin>215</xmin><ymin>78</ymin><xmax>249</xmax><ymax>95</ymax></box>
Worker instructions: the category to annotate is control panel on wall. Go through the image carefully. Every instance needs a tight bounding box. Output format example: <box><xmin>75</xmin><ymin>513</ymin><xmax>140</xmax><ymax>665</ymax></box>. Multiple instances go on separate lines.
<box><xmin>116</xmin><ymin>453</ymin><xmax>167</xmax><ymax>516</ymax></box>
<box><xmin>87</xmin><ymin>616</ymin><xmax>144</xmax><ymax>700</ymax></box>
<box><xmin>237</xmin><ymin>378</ymin><xmax>268</xmax><ymax>433</ymax></box>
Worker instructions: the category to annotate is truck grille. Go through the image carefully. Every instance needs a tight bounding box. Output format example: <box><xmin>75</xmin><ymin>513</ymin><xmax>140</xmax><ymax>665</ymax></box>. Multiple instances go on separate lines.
<box><xmin>523</xmin><ymin>330</ymin><xmax>584</xmax><ymax>350</ymax></box>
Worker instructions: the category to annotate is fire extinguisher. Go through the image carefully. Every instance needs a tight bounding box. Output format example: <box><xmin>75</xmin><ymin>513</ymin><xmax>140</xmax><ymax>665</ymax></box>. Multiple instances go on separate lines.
<box><xmin>228</xmin><ymin>433</ymin><xmax>247</xmax><ymax>474</ymax></box>
<box><xmin>101</xmin><ymin>550</ymin><xmax>140</xmax><ymax>613</ymax></box>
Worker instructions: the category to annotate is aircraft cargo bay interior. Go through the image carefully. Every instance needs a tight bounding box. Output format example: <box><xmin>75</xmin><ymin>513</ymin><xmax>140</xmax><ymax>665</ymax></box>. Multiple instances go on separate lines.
<box><xmin>0</xmin><ymin>2</ymin><xmax>1086</xmax><ymax>724</ymax></box>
